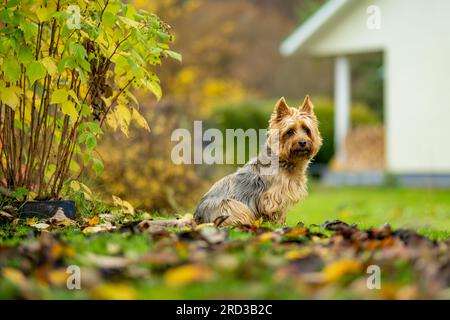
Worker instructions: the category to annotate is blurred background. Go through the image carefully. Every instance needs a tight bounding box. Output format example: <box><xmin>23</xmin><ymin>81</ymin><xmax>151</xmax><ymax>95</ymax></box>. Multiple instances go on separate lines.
<box><xmin>92</xmin><ymin>0</ymin><xmax>450</xmax><ymax>234</ymax></box>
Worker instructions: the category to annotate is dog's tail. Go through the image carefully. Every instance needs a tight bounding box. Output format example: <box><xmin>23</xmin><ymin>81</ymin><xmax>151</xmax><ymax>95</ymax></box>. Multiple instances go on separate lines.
<box><xmin>195</xmin><ymin>198</ymin><xmax>257</xmax><ymax>227</ymax></box>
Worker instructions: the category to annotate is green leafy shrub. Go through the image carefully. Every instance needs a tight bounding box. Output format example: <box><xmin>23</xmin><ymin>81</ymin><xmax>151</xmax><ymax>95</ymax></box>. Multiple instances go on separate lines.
<box><xmin>210</xmin><ymin>97</ymin><xmax>380</xmax><ymax>165</ymax></box>
<box><xmin>0</xmin><ymin>0</ymin><xmax>179</xmax><ymax>198</ymax></box>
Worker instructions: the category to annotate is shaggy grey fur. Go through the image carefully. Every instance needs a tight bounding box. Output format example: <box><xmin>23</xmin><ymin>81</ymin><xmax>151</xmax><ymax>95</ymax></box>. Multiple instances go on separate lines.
<box><xmin>194</xmin><ymin>146</ymin><xmax>281</xmax><ymax>224</ymax></box>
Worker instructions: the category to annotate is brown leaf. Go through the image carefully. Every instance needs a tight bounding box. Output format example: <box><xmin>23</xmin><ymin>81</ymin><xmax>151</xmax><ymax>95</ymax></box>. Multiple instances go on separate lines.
<box><xmin>0</xmin><ymin>210</ymin><xmax>15</xmax><ymax>222</ymax></box>
<box><xmin>84</xmin><ymin>253</ymin><xmax>132</xmax><ymax>269</ymax></box>
<box><xmin>284</xmin><ymin>227</ymin><xmax>309</xmax><ymax>237</ymax></box>
<box><xmin>49</xmin><ymin>208</ymin><xmax>76</xmax><ymax>227</ymax></box>
<box><xmin>138</xmin><ymin>218</ymin><xmax>196</xmax><ymax>233</ymax></box>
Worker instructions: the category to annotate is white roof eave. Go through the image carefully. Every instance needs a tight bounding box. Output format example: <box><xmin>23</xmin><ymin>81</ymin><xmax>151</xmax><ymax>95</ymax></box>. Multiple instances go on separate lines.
<box><xmin>280</xmin><ymin>0</ymin><xmax>351</xmax><ymax>56</ymax></box>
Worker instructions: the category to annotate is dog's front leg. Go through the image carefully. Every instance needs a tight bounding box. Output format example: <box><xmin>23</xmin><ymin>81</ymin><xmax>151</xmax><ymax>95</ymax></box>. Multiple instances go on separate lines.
<box><xmin>258</xmin><ymin>191</ymin><xmax>287</xmax><ymax>224</ymax></box>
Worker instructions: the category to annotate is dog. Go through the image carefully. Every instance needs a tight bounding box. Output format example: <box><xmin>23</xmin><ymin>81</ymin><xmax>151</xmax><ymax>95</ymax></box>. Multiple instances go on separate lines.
<box><xmin>194</xmin><ymin>95</ymin><xmax>322</xmax><ymax>226</ymax></box>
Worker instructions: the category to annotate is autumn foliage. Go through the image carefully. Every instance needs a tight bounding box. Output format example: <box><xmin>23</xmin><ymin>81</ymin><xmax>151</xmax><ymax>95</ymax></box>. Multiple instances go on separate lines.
<box><xmin>0</xmin><ymin>0</ymin><xmax>179</xmax><ymax>198</ymax></box>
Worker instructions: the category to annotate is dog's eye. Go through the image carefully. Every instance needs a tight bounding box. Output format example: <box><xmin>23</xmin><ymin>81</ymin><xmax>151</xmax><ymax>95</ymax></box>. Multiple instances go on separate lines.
<box><xmin>303</xmin><ymin>127</ymin><xmax>311</xmax><ymax>135</ymax></box>
<box><xmin>286</xmin><ymin>129</ymin><xmax>295</xmax><ymax>136</ymax></box>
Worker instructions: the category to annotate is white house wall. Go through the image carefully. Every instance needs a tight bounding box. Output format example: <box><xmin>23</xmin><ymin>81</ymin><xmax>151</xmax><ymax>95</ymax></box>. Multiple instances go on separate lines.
<box><xmin>386</xmin><ymin>0</ymin><xmax>450</xmax><ymax>173</ymax></box>
<box><xmin>300</xmin><ymin>0</ymin><xmax>450</xmax><ymax>173</ymax></box>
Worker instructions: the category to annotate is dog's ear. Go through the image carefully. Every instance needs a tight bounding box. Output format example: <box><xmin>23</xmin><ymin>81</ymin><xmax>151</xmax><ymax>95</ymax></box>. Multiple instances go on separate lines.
<box><xmin>272</xmin><ymin>97</ymin><xmax>291</xmax><ymax>121</ymax></box>
<box><xmin>299</xmin><ymin>95</ymin><xmax>314</xmax><ymax>114</ymax></box>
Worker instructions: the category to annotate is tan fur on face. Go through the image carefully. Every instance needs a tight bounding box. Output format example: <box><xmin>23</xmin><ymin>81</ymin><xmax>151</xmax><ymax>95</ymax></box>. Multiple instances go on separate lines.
<box><xmin>268</xmin><ymin>96</ymin><xmax>322</xmax><ymax>163</ymax></box>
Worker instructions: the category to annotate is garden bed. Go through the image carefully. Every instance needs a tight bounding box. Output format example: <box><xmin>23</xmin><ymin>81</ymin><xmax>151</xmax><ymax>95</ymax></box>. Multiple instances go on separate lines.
<box><xmin>0</xmin><ymin>212</ymin><xmax>449</xmax><ymax>299</ymax></box>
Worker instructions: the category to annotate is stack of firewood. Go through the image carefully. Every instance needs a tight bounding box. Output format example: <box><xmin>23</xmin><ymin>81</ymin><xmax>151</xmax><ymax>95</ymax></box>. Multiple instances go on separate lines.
<box><xmin>342</xmin><ymin>125</ymin><xmax>385</xmax><ymax>171</ymax></box>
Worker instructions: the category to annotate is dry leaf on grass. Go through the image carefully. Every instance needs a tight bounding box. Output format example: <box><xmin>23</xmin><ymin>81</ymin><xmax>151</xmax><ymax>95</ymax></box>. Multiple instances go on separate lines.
<box><xmin>164</xmin><ymin>264</ymin><xmax>214</xmax><ymax>287</ymax></box>
<box><xmin>87</xmin><ymin>215</ymin><xmax>100</xmax><ymax>226</ymax></box>
<box><xmin>49</xmin><ymin>208</ymin><xmax>76</xmax><ymax>227</ymax></box>
<box><xmin>83</xmin><ymin>253</ymin><xmax>132</xmax><ymax>269</ymax></box>
<box><xmin>322</xmin><ymin>259</ymin><xmax>363</xmax><ymax>282</ymax></box>
<box><xmin>91</xmin><ymin>283</ymin><xmax>137</xmax><ymax>300</ymax></box>
<box><xmin>0</xmin><ymin>210</ymin><xmax>16</xmax><ymax>222</ymax></box>
<box><xmin>83</xmin><ymin>222</ymin><xmax>116</xmax><ymax>234</ymax></box>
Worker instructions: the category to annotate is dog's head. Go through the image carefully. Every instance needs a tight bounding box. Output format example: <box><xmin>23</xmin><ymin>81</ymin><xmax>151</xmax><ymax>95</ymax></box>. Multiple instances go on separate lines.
<box><xmin>268</xmin><ymin>96</ymin><xmax>322</xmax><ymax>163</ymax></box>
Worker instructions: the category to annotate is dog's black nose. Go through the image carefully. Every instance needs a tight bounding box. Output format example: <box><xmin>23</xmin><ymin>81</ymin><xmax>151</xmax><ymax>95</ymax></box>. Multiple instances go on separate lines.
<box><xmin>298</xmin><ymin>140</ymin><xmax>307</xmax><ymax>148</ymax></box>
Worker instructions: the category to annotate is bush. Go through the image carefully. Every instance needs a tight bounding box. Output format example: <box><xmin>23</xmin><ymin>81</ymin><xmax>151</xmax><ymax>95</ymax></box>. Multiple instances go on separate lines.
<box><xmin>209</xmin><ymin>97</ymin><xmax>380</xmax><ymax>165</ymax></box>
<box><xmin>0</xmin><ymin>0</ymin><xmax>178</xmax><ymax>198</ymax></box>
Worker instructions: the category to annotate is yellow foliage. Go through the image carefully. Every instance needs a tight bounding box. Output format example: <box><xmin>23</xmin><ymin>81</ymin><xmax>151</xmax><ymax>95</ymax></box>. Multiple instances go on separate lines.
<box><xmin>322</xmin><ymin>259</ymin><xmax>362</xmax><ymax>282</ymax></box>
<box><xmin>112</xmin><ymin>195</ymin><xmax>135</xmax><ymax>215</ymax></box>
<box><xmin>199</xmin><ymin>78</ymin><xmax>246</xmax><ymax>115</ymax></box>
<box><xmin>2</xmin><ymin>268</ymin><xmax>27</xmax><ymax>288</ymax></box>
<box><xmin>285</xmin><ymin>247</ymin><xmax>312</xmax><ymax>260</ymax></box>
<box><xmin>164</xmin><ymin>264</ymin><xmax>214</xmax><ymax>287</ymax></box>
<box><xmin>91</xmin><ymin>283</ymin><xmax>137</xmax><ymax>300</ymax></box>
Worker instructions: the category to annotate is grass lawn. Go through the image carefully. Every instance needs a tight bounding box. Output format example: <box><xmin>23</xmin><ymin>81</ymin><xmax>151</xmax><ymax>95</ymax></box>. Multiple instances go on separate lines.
<box><xmin>287</xmin><ymin>185</ymin><xmax>450</xmax><ymax>240</ymax></box>
<box><xmin>1</xmin><ymin>185</ymin><xmax>449</xmax><ymax>299</ymax></box>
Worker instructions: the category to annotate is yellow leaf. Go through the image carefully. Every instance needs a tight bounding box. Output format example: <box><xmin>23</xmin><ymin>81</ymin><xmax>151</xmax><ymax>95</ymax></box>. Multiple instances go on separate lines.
<box><xmin>106</xmin><ymin>113</ymin><xmax>118</xmax><ymax>131</ymax></box>
<box><xmin>252</xmin><ymin>217</ymin><xmax>264</xmax><ymax>227</ymax></box>
<box><xmin>51</xmin><ymin>88</ymin><xmax>68</xmax><ymax>104</ymax></box>
<box><xmin>285</xmin><ymin>227</ymin><xmax>308</xmax><ymax>237</ymax></box>
<box><xmin>164</xmin><ymin>264</ymin><xmax>214</xmax><ymax>287</ymax></box>
<box><xmin>112</xmin><ymin>195</ymin><xmax>134</xmax><ymax>215</ymax></box>
<box><xmin>61</xmin><ymin>100</ymin><xmax>78</xmax><ymax>123</ymax></box>
<box><xmin>91</xmin><ymin>283</ymin><xmax>137</xmax><ymax>300</ymax></box>
<box><xmin>322</xmin><ymin>259</ymin><xmax>362</xmax><ymax>282</ymax></box>
<box><xmin>70</xmin><ymin>180</ymin><xmax>93</xmax><ymax>200</ymax></box>
<box><xmin>141</xmin><ymin>78</ymin><xmax>161</xmax><ymax>101</ymax></box>
<box><xmin>257</xmin><ymin>232</ymin><xmax>277</xmax><ymax>243</ymax></box>
<box><xmin>88</xmin><ymin>215</ymin><xmax>100</xmax><ymax>226</ymax></box>
<box><xmin>2</xmin><ymin>268</ymin><xmax>27</xmax><ymax>288</ymax></box>
<box><xmin>285</xmin><ymin>247</ymin><xmax>312</xmax><ymax>260</ymax></box>
<box><xmin>79</xmin><ymin>182</ymin><xmax>93</xmax><ymax>195</ymax></box>
<box><xmin>115</xmin><ymin>104</ymin><xmax>131</xmax><ymax>125</ymax></box>
<box><xmin>36</xmin><ymin>7</ymin><xmax>52</xmax><ymax>22</ymax></box>
<box><xmin>70</xmin><ymin>180</ymin><xmax>81</xmax><ymax>191</ymax></box>
<box><xmin>131</xmin><ymin>107</ymin><xmax>150</xmax><ymax>131</ymax></box>
<box><xmin>40</xmin><ymin>57</ymin><xmax>57</xmax><ymax>76</ymax></box>
<box><xmin>1</xmin><ymin>86</ymin><xmax>21</xmax><ymax>110</ymax></box>
<box><xmin>26</xmin><ymin>217</ymin><xmax>37</xmax><ymax>226</ymax></box>
<box><xmin>48</xmin><ymin>269</ymin><xmax>68</xmax><ymax>287</ymax></box>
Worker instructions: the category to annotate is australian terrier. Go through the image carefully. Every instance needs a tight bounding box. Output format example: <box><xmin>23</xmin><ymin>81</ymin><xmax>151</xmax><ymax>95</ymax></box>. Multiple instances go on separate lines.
<box><xmin>195</xmin><ymin>96</ymin><xmax>322</xmax><ymax>226</ymax></box>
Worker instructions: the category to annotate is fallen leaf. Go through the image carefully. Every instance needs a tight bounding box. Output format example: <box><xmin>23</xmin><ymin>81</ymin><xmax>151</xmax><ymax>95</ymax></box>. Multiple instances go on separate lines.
<box><xmin>87</xmin><ymin>215</ymin><xmax>100</xmax><ymax>226</ymax></box>
<box><xmin>83</xmin><ymin>222</ymin><xmax>115</xmax><ymax>234</ymax></box>
<box><xmin>83</xmin><ymin>253</ymin><xmax>131</xmax><ymax>269</ymax></box>
<box><xmin>32</xmin><ymin>222</ymin><xmax>50</xmax><ymax>230</ymax></box>
<box><xmin>2</xmin><ymin>268</ymin><xmax>28</xmax><ymax>288</ymax></box>
<box><xmin>47</xmin><ymin>268</ymin><xmax>69</xmax><ymax>287</ymax></box>
<box><xmin>322</xmin><ymin>259</ymin><xmax>362</xmax><ymax>282</ymax></box>
<box><xmin>199</xmin><ymin>226</ymin><xmax>227</xmax><ymax>244</ymax></box>
<box><xmin>284</xmin><ymin>227</ymin><xmax>309</xmax><ymax>237</ymax></box>
<box><xmin>164</xmin><ymin>264</ymin><xmax>214</xmax><ymax>287</ymax></box>
<box><xmin>91</xmin><ymin>283</ymin><xmax>137</xmax><ymax>300</ymax></box>
<box><xmin>214</xmin><ymin>254</ymin><xmax>239</xmax><ymax>272</ymax></box>
<box><xmin>0</xmin><ymin>210</ymin><xmax>15</xmax><ymax>222</ymax></box>
<box><xmin>255</xmin><ymin>232</ymin><xmax>280</xmax><ymax>243</ymax></box>
<box><xmin>285</xmin><ymin>247</ymin><xmax>312</xmax><ymax>260</ymax></box>
<box><xmin>49</xmin><ymin>208</ymin><xmax>76</xmax><ymax>227</ymax></box>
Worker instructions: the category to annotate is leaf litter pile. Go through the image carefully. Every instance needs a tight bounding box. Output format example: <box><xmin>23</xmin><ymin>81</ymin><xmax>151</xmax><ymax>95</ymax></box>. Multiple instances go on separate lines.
<box><xmin>0</xmin><ymin>207</ymin><xmax>449</xmax><ymax>299</ymax></box>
